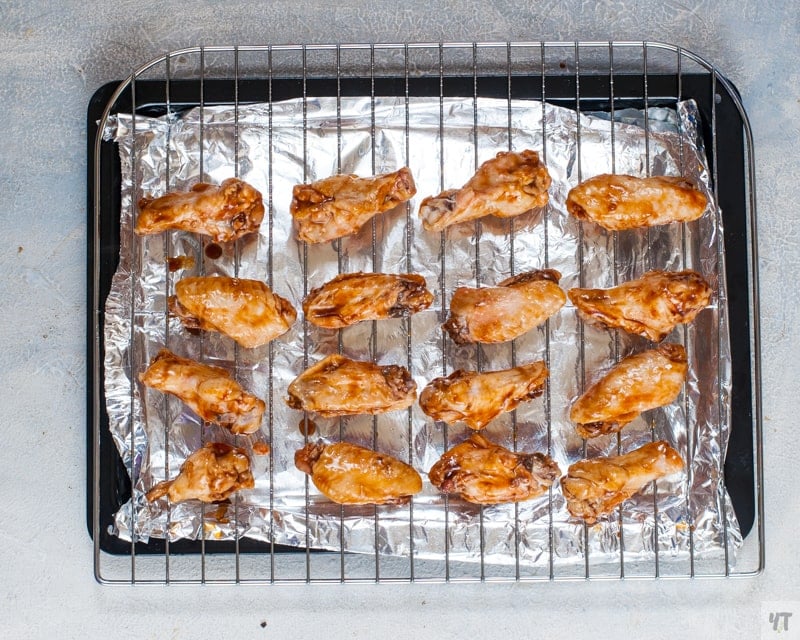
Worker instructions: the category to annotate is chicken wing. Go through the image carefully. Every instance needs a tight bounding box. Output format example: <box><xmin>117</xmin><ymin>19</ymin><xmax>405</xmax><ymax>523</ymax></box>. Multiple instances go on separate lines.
<box><xmin>568</xmin><ymin>270</ymin><xmax>712</xmax><ymax>342</ymax></box>
<box><xmin>428</xmin><ymin>433</ymin><xmax>560</xmax><ymax>504</ymax></box>
<box><xmin>561</xmin><ymin>440</ymin><xmax>683</xmax><ymax>523</ymax></box>
<box><xmin>443</xmin><ymin>269</ymin><xmax>566</xmax><ymax>345</ymax></box>
<box><xmin>145</xmin><ymin>442</ymin><xmax>255</xmax><ymax>502</ymax></box>
<box><xmin>290</xmin><ymin>167</ymin><xmax>416</xmax><ymax>244</ymax></box>
<box><xmin>286</xmin><ymin>354</ymin><xmax>417</xmax><ymax>417</ymax></box>
<box><xmin>295</xmin><ymin>441</ymin><xmax>422</xmax><ymax>505</ymax></box>
<box><xmin>419</xmin><ymin>150</ymin><xmax>551</xmax><ymax>232</ymax></box>
<box><xmin>139</xmin><ymin>349</ymin><xmax>265</xmax><ymax>434</ymax></box>
<box><xmin>145</xmin><ymin>442</ymin><xmax>255</xmax><ymax>504</ymax></box>
<box><xmin>135</xmin><ymin>178</ymin><xmax>265</xmax><ymax>242</ymax></box>
<box><xmin>570</xmin><ymin>344</ymin><xmax>687</xmax><ymax>438</ymax></box>
<box><xmin>169</xmin><ymin>276</ymin><xmax>297</xmax><ymax>348</ymax></box>
<box><xmin>566</xmin><ymin>174</ymin><xmax>707</xmax><ymax>230</ymax></box>
<box><xmin>419</xmin><ymin>360</ymin><xmax>548</xmax><ymax>430</ymax></box>
<box><xmin>303</xmin><ymin>272</ymin><xmax>433</xmax><ymax>329</ymax></box>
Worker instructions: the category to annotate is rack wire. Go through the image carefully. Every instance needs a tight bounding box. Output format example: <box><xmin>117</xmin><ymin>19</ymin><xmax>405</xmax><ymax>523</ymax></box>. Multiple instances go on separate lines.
<box><xmin>90</xmin><ymin>41</ymin><xmax>763</xmax><ymax>584</ymax></box>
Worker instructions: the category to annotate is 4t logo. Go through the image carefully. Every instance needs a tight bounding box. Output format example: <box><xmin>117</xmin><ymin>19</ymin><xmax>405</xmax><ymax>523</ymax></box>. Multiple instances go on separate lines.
<box><xmin>770</xmin><ymin>612</ymin><xmax>793</xmax><ymax>633</ymax></box>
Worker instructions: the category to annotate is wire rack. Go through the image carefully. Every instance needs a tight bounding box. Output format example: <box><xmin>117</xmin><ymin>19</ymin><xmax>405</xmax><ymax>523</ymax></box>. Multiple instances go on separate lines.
<box><xmin>89</xmin><ymin>41</ymin><xmax>763</xmax><ymax>584</ymax></box>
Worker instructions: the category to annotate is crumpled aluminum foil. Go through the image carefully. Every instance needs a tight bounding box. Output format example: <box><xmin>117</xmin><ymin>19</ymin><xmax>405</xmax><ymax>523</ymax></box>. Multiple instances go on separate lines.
<box><xmin>103</xmin><ymin>94</ymin><xmax>741</xmax><ymax>571</ymax></box>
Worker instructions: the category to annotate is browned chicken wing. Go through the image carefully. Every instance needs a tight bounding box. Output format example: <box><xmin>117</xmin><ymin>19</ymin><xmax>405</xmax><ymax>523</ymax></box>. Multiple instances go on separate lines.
<box><xmin>561</xmin><ymin>440</ymin><xmax>684</xmax><ymax>523</ymax></box>
<box><xmin>566</xmin><ymin>174</ymin><xmax>707</xmax><ymax>230</ymax></box>
<box><xmin>568</xmin><ymin>270</ymin><xmax>712</xmax><ymax>342</ymax></box>
<box><xmin>419</xmin><ymin>150</ymin><xmax>551</xmax><ymax>232</ymax></box>
<box><xmin>135</xmin><ymin>178</ymin><xmax>265</xmax><ymax>242</ymax></box>
<box><xmin>145</xmin><ymin>442</ymin><xmax>255</xmax><ymax>503</ymax></box>
<box><xmin>428</xmin><ymin>433</ymin><xmax>560</xmax><ymax>504</ymax></box>
<box><xmin>570</xmin><ymin>344</ymin><xmax>687</xmax><ymax>438</ymax></box>
<box><xmin>295</xmin><ymin>441</ymin><xmax>422</xmax><ymax>505</ymax></box>
<box><xmin>303</xmin><ymin>272</ymin><xmax>433</xmax><ymax>329</ymax></box>
<box><xmin>419</xmin><ymin>360</ymin><xmax>548</xmax><ymax>430</ymax></box>
<box><xmin>291</xmin><ymin>167</ymin><xmax>416</xmax><ymax>244</ymax></box>
<box><xmin>169</xmin><ymin>276</ymin><xmax>296</xmax><ymax>348</ymax></box>
<box><xmin>286</xmin><ymin>354</ymin><xmax>417</xmax><ymax>417</ymax></box>
<box><xmin>140</xmin><ymin>349</ymin><xmax>266</xmax><ymax>434</ymax></box>
<box><xmin>443</xmin><ymin>269</ymin><xmax>566</xmax><ymax>345</ymax></box>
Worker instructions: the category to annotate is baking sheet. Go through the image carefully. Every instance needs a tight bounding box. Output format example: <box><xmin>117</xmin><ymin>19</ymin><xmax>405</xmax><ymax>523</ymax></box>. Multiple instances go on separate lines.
<box><xmin>102</xmin><ymin>94</ymin><xmax>741</xmax><ymax>568</ymax></box>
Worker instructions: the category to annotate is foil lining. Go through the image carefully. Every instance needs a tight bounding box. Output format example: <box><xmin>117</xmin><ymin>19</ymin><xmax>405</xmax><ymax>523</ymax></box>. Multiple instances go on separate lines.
<box><xmin>103</xmin><ymin>95</ymin><xmax>742</xmax><ymax>570</ymax></box>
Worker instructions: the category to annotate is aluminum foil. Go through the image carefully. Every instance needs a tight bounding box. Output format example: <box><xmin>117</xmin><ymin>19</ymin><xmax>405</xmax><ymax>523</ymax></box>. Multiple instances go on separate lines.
<box><xmin>103</xmin><ymin>94</ymin><xmax>741</xmax><ymax>570</ymax></box>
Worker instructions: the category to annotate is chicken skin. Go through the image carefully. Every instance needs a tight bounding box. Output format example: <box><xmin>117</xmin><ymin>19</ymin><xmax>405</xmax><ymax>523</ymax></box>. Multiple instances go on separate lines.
<box><xmin>568</xmin><ymin>270</ymin><xmax>712</xmax><ymax>342</ymax></box>
<box><xmin>135</xmin><ymin>178</ymin><xmax>265</xmax><ymax>242</ymax></box>
<box><xmin>286</xmin><ymin>354</ymin><xmax>417</xmax><ymax>417</ymax></box>
<box><xmin>139</xmin><ymin>349</ymin><xmax>265</xmax><ymax>435</ymax></box>
<box><xmin>561</xmin><ymin>440</ymin><xmax>683</xmax><ymax>523</ymax></box>
<box><xmin>419</xmin><ymin>150</ymin><xmax>551</xmax><ymax>232</ymax></box>
<box><xmin>443</xmin><ymin>269</ymin><xmax>566</xmax><ymax>345</ymax></box>
<box><xmin>570</xmin><ymin>344</ymin><xmax>687</xmax><ymax>438</ymax></box>
<box><xmin>419</xmin><ymin>360</ymin><xmax>548</xmax><ymax>430</ymax></box>
<box><xmin>170</xmin><ymin>276</ymin><xmax>297</xmax><ymax>348</ymax></box>
<box><xmin>145</xmin><ymin>442</ymin><xmax>255</xmax><ymax>504</ymax></box>
<box><xmin>566</xmin><ymin>174</ymin><xmax>707</xmax><ymax>231</ymax></box>
<box><xmin>303</xmin><ymin>272</ymin><xmax>433</xmax><ymax>329</ymax></box>
<box><xmin>295</xmin><ymin>441</ymin><xmax>422</xmax><ymax>505</ymax></box>
<box><xmin>428</xmin><ymin>433</ymin><xmax>560</xmax><ymax>505</ymax></box>
<box><xmin>291</xmin><ymin>167</ymin><xmax>416</xmax><ymax>244</ymax></box>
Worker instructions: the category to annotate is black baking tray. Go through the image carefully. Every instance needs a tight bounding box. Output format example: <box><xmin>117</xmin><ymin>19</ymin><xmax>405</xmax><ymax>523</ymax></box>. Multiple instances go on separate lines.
<box><xmin>88</xmin><ymin>72</ymin><xmax>756</xmax><ymax>555</ymax></box>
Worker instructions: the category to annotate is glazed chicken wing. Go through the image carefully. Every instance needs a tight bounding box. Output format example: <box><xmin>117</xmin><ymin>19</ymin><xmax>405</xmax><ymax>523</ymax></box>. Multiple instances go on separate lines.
<box><xmin>566</xmin><ymin>174</ymin><xmax>707</xmax><ymax>230</ymax></box>
<box><xmin>570</xmin><ymin>344</ymin><xmax>687</xmax><ymax>438</ymax></box>
<box><xmin>286</xmin><ymin>354</ymin><xmax>416</xmax><ymax>417</ymax></box>
<box><xmin>568</xmin><ymin>270</ymin><xmax>712</xmax><ymax>342</ymax></box>
<box><xmin>303</xmin><ymin>272</ymin><xmax>433</xmax><ymax>329</ymax></box>
<box><xmin>419</xmin><ymin>360</ymin><xmax>548</xmax><ymax>430</ymax></box>
<box><xmin>428</xmin><ymin>433</ymin><xmax>560</xmax><ymax>504</ymax></box>
<box><xmin>561</xmin><ymin>440</ymin><xmax>683</xmax><ymax>523</ymax></box>
<box><xmin>135</xmin><ymin>178</ymin><xmax>265</xmax><ymax>242</ymax></box>
<box><xmin>295</xmin><ymin>441</ymin><xmax>422</xmax><ymax>505</ymax></box>
<box><xmin>170</xmin><ymin>276</ymin><xmax>296</xmax><ymax>348</ymax></box>
<box><xmin>291</xmin><ymin>167</ymin><xmax>416</xmax><ymax>244</ymax></box>
<box><xmin>419</xmin><ymin>150</ymin><xmax>551</xmax><ymax>232</ymax></box>
<box><xmin>443</xmin><ymin>269</ymin><xmax>566</xmax><ymax>345</ymax></box>
<box><xmin>140</xmin><ymin>349</ymin><xmax>265</xmax><ymax>434</ymax></box>
<box><xmin>145</xmin><ymin>442</ymin><xmax>255</xmax><ymax>503</ymax></box>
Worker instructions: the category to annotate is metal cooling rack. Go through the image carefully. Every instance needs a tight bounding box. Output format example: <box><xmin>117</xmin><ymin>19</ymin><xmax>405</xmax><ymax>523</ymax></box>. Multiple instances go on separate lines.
<box><xmin>89</xmin><ymin>41</ymin><xmax>764</xmax><ymax>584</ymax></box>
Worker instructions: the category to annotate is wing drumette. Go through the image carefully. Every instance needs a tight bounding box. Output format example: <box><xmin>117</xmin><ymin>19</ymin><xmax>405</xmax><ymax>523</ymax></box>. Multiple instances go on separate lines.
<box><xmin>295</xmin><ymin>441</ymin><xmax>422</xmax><ymax>505</ymax></box>
<box><xmin>568</xmin><ymin>269</ymin><xmax>712</xmax><ymax>342</ymax></box>
<box><xmin>286</xmin><ymin>354</ymin><xmax>416</xmax><ymax>417</ymax></box>
<box><xmin>135</xmin><ymin>178</ymin><xmax>264</xmax><ymax>242</ymax></box>
<box><xmin>570</xmin><ymin>344</ymin><xmax>687</xmax><ymax>438</ymax></box>
<box><xmin>428</xmin><ymin>433</ymin><xmax>560</xmax><ymax>504</ymax></box>
<box><xmin>291</xmin><ymin>167</ymin><xmax>416</xmax><ymax>244</ymax></box>
<box><xmin>566</xmin><ymin>174</ymin><xmax>707</xmax><ymax>230</ymax></box>
<box><xmin>561</xmin><ymin>441</ymin><xmax>683</xmax><ymax>523</ymax></box>
<box><xmin>419</xmin><ymin>360</ymin><xmax>548</xmax><ymax>430</ymax></box>
<box><xmin>303</xmin><ymin>272</ymin><xmax>433</xmax><ymax>328</ymax></box>
<box><xmin>140</xmin><ymin>349</ymin><xmax>265</xmax><ymax>434</ymax></box>
<box><xmin>443</xmin><ymin>269</ymin><xmax>566</xmax><ymax>345</ymax></box>
<box><xmin>419</xmin><ymin>150</ymin><xmax>551</xmax><ymax>231</ymax></box>
<box><xmin>145</xmin><ymin>442</ymin><xmax>255</xmax><ymax>503</ymax></box>
<box><xmin>170</xmin><ymin>276</ymin><xmax>296</xmax><ymax>348</ymax></box>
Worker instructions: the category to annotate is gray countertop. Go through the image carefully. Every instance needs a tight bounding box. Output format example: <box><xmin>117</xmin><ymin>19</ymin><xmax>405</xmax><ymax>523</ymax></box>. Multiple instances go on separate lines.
<box><xmin>1</xmin><ymin>1</ymin><xmax>796</xmax><ymax>638</ymax></box>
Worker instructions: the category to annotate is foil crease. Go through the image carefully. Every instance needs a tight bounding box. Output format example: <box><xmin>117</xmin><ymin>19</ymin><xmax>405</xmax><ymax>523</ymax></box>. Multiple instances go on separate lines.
<box><xmin>103</xmin><ymin>95</ymin><xmax>742</xmax><ymax>570</ymax></box>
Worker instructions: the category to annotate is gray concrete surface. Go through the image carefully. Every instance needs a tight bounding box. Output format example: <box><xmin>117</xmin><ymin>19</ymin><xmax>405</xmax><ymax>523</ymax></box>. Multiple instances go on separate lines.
<box><xmin>0</xmin><ymin>1</ymin><xmax>796</xmax><ymax>638</ymax></box>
